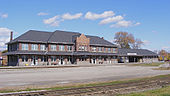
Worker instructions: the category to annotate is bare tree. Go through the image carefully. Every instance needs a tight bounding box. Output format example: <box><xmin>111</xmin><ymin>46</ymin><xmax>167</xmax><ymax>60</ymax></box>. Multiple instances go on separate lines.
<box><xmin>114</xmin><ymin>32</ymin><xmax>134</xmax><ymax>49</ymax></box>
<box><xmin>114</xmin><ymin>32</ymin><xmax>143</xmax><ymax>49</ymax></box>
<box><xmin>132</xmin><ymin>38</ymin><xmax>143</xmax><ymax>49</ymax></box>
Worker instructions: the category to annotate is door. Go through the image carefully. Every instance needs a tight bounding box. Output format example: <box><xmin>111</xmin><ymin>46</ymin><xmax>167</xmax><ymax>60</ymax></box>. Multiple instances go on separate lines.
<box><xmin>31</xmin><ymin>56</ymin><xmax>38</xmax><ymax>65</ymax></box>
<box><xmin>59</xmin><ymin>56</ymin><xmax>65</xmax><ymax>65</ymax></box>
<box><xmin>91</xmin><ymin>58</ymin><xmax>96</xmax><ymax>64</ymax></box>
<box><xmin>108</xmin><ymin>57</ymin><xmax>112</xmax><ymax>64</ymax></box>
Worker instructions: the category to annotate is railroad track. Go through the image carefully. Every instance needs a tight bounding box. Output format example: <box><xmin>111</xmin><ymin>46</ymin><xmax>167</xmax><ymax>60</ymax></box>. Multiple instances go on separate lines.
<box><xmin>1</xmin><ymin>76</ymin><xmax>170</xmax><ymax>96</ymax></box>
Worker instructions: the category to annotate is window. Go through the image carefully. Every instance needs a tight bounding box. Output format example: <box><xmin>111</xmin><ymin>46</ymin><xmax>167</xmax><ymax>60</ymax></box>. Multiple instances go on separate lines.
<box><xmin>21</xmin><ymin>55</ymin><xmax>28</xmax><ymax>62</ymax></box>
<box><xmin>104</xmin><ymin>48</ymin><xmax>106</xmax><ymax>52</ymax></box>
<box><xmin>59</xmin><ymin>45</ymin><xmax>65</xmax><ymax>51</ymax></box>
<box><xmin>78</xmin><ymin>46</ymin><xmax>82</xmax><ymax>51</ymax></box>
<box><xmin>31</xmin><ymin>44</ymin><xmax>38</xmax><ymax>50</ymax></box>
<box><xmin>79</xmin><ymin>45</ymin><xmax>87</xmax><ymax>51</ymax></box>
<box><xmin>112</xmin><ymin>56</ymin><xmax>117</xmax><ymax>59</ymax></box>
<box><xmin>108</xmin><ymin>48</ymin><xmax>111</xmax><ymax>53</ymax></box>
<box><xmin>40</xmin><ymin>44</ymin><xmax>46</xmax><ymax>51</ymax></box>
<box><xmin>40</xmin><ymin>56</ymin><xmax>47</xmax><ymax>62</ymax></box>
<box><xmin>51</xmin><ymin>56</ymin><xmax>56</xmax><ymax>62</ymax></box>
<box><xmin>112</xmin><ymin>48</ymin><xmax>117</xmax><ymax>53</ymax></box>
<box><xmin>22</xmin><ymin>44</ymin><xmax>28</xmax><ymax>50</ymax></box>
<box><xmin>67</xmin><ymin>45</ymin><xmax>72</xmax><ymax>51</ymax></box>
<box><xmin>67</xmin><ymin>56</ymin><xmax>72</xmax><ymax>63</ymax></box>
<box><xmin>51</xmin><ymin>45</ymin><xmax>56</xmax><ymax>51</ymax></box>
<box><xmin>98</xmin><ymin>47</ymin><xmax>102</xmax><ymax>52</ymax></box>
<box><xmin>92</xmin><ymin>47</ymin><xmax>96</xmax><ymax>52</ymax></box>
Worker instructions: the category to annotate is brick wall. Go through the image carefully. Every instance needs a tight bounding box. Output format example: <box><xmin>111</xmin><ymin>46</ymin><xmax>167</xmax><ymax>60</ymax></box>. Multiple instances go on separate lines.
<box><xmin>19</xmin><ymin>43</ymin><xmax>22</xmax><ymax>50</ymax></box>
<box><xmin>76</xmin><ymin>34</ymin><xmax>90</xmax><ymax>51</ymax></box>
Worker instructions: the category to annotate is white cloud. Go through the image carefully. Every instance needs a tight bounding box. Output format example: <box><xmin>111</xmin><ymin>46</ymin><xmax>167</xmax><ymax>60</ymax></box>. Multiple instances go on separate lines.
<box><xmin>0</xmin><ymin>37</ymin><xmax>10</xmax><ymax>47</ymax></box>
<box><xmin>134</xmin><ymin>22</ymin><xmax>140</xmax><ymax>26</ymax></box>
<box><xmin>43</xmin><ymin>12</ymin><xmax>83</xmax><ymax>27</ymax></box>
<box><xmin>42</xmin><ymin>11</ymin><xmax>140</xmax><ymax>28</ymax></box>
<box><xmin>0</xmin><ymin>13</ymin><xmax>8</xmax><ymax>18</ymax></box>
<box><xmin>110</xmin><ymin>20</ymin><xmax>132</xmax><ymax>28</ymax></box>
<box><xmin>162</xmin><ymin>46</ymin><xmax>170</xmax><ymax>52</ymax></box>
<box><xmin>162</xmin><ymin>46</ymin><xmax>170</xmax><ymax>50</ymax></box>
<box><xmin>143</xmin><ymin>40</ymin><xmax>150</xmax><ymax>45</ymax></box>
<box><xmin>0</xmin><ymin>27</ymin><xmax>12</xmax><ymax>36</ymax></box>
<box><xmin>37</xmin><ymin>12</ymin><xmax>49</xmax><ymax>16</ymax></box>
<box><xmin>99</xmin><ymin>15</ymin><xmax>124</xmax><ymax>25</ymax></box>
<box><xmin>62</xmin><ymin>13</ymin><xmax>82</xmax><ymax>20</ymax></box>
<box><xmin>0</xmin><ymin>27</ymin><xmax>12</xmax><ymax>51</ymax></box>
<box><xmin>0</xmin><ymin>47</ymin><xmax>7</xmax><ymax>51</ymax></box>
<box><xmin>85</xmin><ymin>11</ymin><xmax>115</xmax><ymax>20</ymax></box>
<box><xmin>43</xmin><ymin>15</ymin><xmax>59</xmax><ymax>24</ymax></box>
<box><xmin>50</xmin><ymin>20</ymin><xmax>61</xmax><ymax>27</ymax></box>
<box><xmin>43</xmin><ymin>15</ymin><xmax>61</xmax><ymax>27</ymax></box>
<box><xmin>110</xmin><ymin>20</ymin><xmax>140</xmax><ymax>28</ymax></box>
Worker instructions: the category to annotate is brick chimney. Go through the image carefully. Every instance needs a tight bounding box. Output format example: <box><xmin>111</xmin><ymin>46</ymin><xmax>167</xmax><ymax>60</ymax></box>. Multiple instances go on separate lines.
<box><xmin>10</xmin><ymin>31</ymin><xmax>13</xmax><ymax>41</ymax></box>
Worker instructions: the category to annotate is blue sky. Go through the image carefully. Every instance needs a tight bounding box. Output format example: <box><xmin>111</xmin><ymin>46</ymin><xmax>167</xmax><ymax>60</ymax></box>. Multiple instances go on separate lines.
<box><xmin>0</xmin><ymin>0</ymin><xmax>170</xmax><ymax>52</ymax></box>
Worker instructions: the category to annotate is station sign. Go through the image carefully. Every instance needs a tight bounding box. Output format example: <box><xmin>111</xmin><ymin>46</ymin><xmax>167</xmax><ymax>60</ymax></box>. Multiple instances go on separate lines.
<box><xmin>127</xmin><ymin>53</ymin><xmax>137</xmax><ymax>55</ymax></box>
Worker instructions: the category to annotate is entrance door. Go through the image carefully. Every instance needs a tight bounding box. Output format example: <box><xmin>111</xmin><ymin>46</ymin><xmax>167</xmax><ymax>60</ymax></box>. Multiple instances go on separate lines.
<box><xmin>129</xmin><ymin>56</ymin><xmax>138</xmax><ymax>63</ymax></box>
<box><xmin>92</xmin><ymin>58</ymin><xmax>96</xmax><ymax>64</ymax></box>
<box><xmin>31</xmin><ymin>56</ymin><xmax>38</xmax><ymax>65</ymax></box>
<box><xmin>108</xmin><ymin>57</ymin><xmax>112</xmax><ymax>64</ymax></box>
<box><xmin>59</xmin><ymin>56</ymin><xmax>65</xmax><ymax>65</ymax></box>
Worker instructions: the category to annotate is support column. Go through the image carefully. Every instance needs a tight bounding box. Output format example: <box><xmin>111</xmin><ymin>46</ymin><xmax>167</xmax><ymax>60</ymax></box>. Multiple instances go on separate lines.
<box><xmin>48</xmin><ymin>57</ymin><xmax>51</xmax><ymax>65</ymax></box>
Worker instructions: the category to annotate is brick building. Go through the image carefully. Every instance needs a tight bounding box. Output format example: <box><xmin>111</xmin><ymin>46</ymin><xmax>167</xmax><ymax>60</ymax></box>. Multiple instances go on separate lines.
<box><xmin>0</xmin><ymin>52</ymin><xmax>7</xmax><ymax>66</ymax></box>
<box><xmin>4</xmin><ymin>30</ymin><xmax>158</xmax><ymax>66</ymax></box>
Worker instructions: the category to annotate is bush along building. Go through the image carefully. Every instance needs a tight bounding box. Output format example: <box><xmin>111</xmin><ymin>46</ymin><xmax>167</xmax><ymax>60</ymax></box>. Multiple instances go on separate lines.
<box><xmin>4</xmin><ymin>30</ymin><xmax>158</xmax><ymax>66</ymax></box>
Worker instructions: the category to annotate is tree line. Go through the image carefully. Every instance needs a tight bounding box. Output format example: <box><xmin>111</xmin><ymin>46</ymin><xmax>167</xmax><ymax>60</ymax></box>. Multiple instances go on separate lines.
<box><xmin>114</xmin><ymin>31</ymin><xmax>170</xmax><ymax>61</ymax></box>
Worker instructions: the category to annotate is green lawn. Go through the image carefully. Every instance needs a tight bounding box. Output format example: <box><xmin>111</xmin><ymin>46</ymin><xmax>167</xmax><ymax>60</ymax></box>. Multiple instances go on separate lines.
<box><xmin>118</xmin><ymin>86</ymin><xmax>170</xmax><ymax>96</ymax></box>
<box><xmin>154</xmin><ymin>67</ymin><xmax>170</xmax><ymax>70</ymax></box>
<box><xmin>129</xmin><ymin>62</ymin><xmax>165</xmax><ymax>67</ymax></box>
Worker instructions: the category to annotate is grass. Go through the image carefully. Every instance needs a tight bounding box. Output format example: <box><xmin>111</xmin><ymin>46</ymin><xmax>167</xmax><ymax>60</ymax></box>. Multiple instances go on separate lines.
<box><xmin>117</xmin><ymin>86</ymin><xmax>170</xmax><ymax>96</ymax></box>
<box><xmin>154</xmin><ymin>67</ymin><xmax>170</xmax><ymax>70</ymax></box>
<box><xmin>0</xmin><ymin>74</ymin><xmax>170</xmax><ymax>93</ymax></box>
<box><xmin>129</xmin><ymin>62</ymin><xmax>165</xmax><ymax>67</ymax></box>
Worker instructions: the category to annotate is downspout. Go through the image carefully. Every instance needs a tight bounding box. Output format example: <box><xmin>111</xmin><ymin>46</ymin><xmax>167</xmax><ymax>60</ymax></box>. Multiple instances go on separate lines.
<box><xmin>45</xmin><ymin>32</ymin><xmax>56</xmax><ymax>66</ymax></box>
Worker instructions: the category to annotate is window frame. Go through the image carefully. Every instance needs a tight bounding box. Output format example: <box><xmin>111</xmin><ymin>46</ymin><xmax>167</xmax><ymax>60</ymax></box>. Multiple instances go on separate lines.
<box><xmin>67</xmin><ymin>45</ymin><xmax>72</xmax><ymax>51</ymax></box>
<box><xmin>92</xmin><ymin>47</ymin><xmax>96</xmax><ymax>52</ymax></box>
<box><xmin>31</xmin><ymin>44</ymin><xmax>38</xmax><ymax>51</ymax></box>
<box><xmin>108</xmin><ymin>48</ymin><xmax>111</xmax><ymax>53</ymax></box>
<box><xmin>112</xmin><ymin>48</ymin><xmax>117</xmax><ymax>53</ymax></box>
<box><xmin>98</xmin><ymin>47</ymin><xmax>102</xmax><ymax>52</ymax></box>
<box><xmin>59</xmin><ymin>45</ymin><xmax>65</xmax><ymax>51</ymax></box>
<box><xmin>21</xmin><ymin>44</ymin><xmax>28</xmax><ymax>50</ymax></box>
<box><xmin>40</xmin><ymin>44</ymin><xmax>46</xmax><ymax>51</ymax></box>
<box><xmin>50</xmin><ymin>45</ymin><xmax>57</xmax><ymax>51</ymax></box>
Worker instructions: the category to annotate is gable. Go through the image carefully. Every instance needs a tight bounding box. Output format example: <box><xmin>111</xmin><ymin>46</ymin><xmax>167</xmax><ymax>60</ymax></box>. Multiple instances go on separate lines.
<box><xmin>76</xmin><ymin>34</ymin><xmax>90</xmax><ymax>45</ymax></box>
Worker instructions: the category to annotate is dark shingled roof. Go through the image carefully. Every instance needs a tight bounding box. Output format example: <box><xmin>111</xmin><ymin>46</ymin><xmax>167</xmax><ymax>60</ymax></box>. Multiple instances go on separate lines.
<box><xmin>86</xmin><ymin>35</ymin><xmax>115</xmax><ymax>46</ymax></box>
<box><xmin>8</xmin><ymin>30</ymin><xmax>116</xmax><ymax>47</ymax></box>
<box><xmin>118</xmin><ymin>48</ymin><xmax>158</xmax><ymax>56</ymax></box>
<box><xmin>10</xmin><ymin>30</ymin><xmax>53</xmax><ymax>43</ymax></box>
